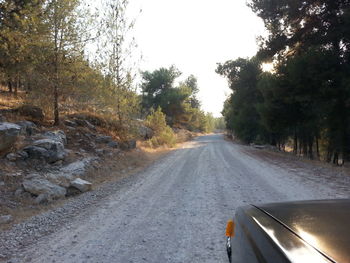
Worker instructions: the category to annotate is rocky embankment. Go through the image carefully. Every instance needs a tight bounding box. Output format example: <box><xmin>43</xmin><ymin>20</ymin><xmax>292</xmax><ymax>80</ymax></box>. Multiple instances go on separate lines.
<box><xmin>0</xmin><ymin>114</ymin><xmax>140</xmax><ymax>227</ymax></box>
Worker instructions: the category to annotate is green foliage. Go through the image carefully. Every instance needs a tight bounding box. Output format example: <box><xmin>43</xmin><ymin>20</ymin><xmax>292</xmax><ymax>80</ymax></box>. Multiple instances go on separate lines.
<box><xmin>218</xmin><ymin>0</ymin><xmax>350</xmax><ymax>161</ymax></box>
<box><xmin>214</xmin><ymin>117</ymin><xmax>225</xmax><ymax>130</ymax></box>
<box><xmin>0</xmin><ymin>0</ymin><xmax>141</xmax><ymax>130</ymax></box>
<box><xmin>145</xmin><ymin>107</ymin><xmax>176</xmax><ymax>147</ymax></box>
<box><xmin>0</xmin><ymin>0</ymin><xmax>89</xmax><ymax>123</ymax></box>
<box><xmin>182</xmin><ymin>75</ymin><xmax>201</xmax><ymax>109</ymax></box>
<box><xmin>250</xmin><ymin>0</ymin><xmax>350</xmax><ymax>160</ymax></box>
<box><xmin>217</xmin><ymin>57</ymin><xmax>268</xmax><ymax>143</ymax></box>
<box><xmin>142</xmin><ymin>66</ymin><xmax>181</xmax><ymax>99</ymax></box>
<box><xmin>97</xmin><ymin>0</ymin><xmax>140</xmax><ymax>126</ymax></box>
<box><xmin>0</xmin><ymin>0</ymin><xmax>212</xmax><ymax>141</ymax></box>
<box><xmin>141</xmin><ymin>66</ymin><xmax>208</xmax><ymax>132</ymax></box>
<box><xmin>145</xmin><ymin>107</ymin><xmax>168</xmax><ymax>134</ymax></box>
<box><xmin>0</xmin><ymin>0</ymin><xmax>43</xmax><ymax>94</ymax></box>
<box><xmin>249</xmin><ymin>0</ymin><xmax>350</xmax><ymax>61</ymax></box>
<box><xmin>141</xmin><ymin>66</ymin><xmax>182</xmax><ymax>116</ymax></box>
<box><xmin>201</xmin><ymin>113</ymin><xmax>215</xmax><ymax>133</ymax></box>
<box><xmin>148</xmin><ymin>126</ymin><xmax>177</xmax><ymax>148</ymax></box>
<box><xmin>256</xmin><ymin>72</ymin><xmax>289</xmax><ymax>145</ymax></box>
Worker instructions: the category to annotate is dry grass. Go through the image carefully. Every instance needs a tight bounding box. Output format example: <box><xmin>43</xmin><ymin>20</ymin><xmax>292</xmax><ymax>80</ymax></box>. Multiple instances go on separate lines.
<box><xmin>0</xmin><ymin>87</ymin><xmax>25</xmax><ymax>110</ymax></box>
<box><xmin>66</xmin><ymin>112</ymin><xmax>139</xmax><ymax>141</ymax></box>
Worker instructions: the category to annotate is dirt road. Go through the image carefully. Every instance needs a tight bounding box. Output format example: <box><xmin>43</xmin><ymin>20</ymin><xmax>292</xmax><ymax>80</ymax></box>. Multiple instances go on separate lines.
<box><xmin>8</xmin><ymin>134</ymin><xmax>350</xmax><ymax>262</ymax></box>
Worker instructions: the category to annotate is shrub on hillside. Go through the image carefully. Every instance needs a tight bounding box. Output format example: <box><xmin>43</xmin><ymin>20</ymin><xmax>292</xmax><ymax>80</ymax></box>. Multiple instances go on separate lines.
<box><xmin>145</xmin><ymin>108</ymin><xmax>176</xmax><ymax>147</ymax></box>
<box><xmin>148</xmin><ymin>126</ymin><xmax>176</xmax><ymax>148</ymax></box>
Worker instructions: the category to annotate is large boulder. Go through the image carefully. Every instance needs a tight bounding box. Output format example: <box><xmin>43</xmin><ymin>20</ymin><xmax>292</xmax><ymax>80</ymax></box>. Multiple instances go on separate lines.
<box><xmin>16</xmin><ymin>121</ymin><xmax>37</xmax><ymax>136</ymax></box>
<box><xmin>0</xmin><ymin>122</ymin><xmax>21</xmax><ymax>153</ymax></box>
<box><xmin>42</xmin><ymin>130</ymin><xmax>67</xmax><ymax>145</ymax></box>
<box><xmin>70</xmin><ymin>178</ymin><xmax>92</xmax><ymax>192</ymax></box>
<box><xmin>64</xmin><ymin>119</ymin><xmax>77</xmax><ymax>127</ymax></box>
<box><xmin>24</xmin><ymin>138</ymin><xmax>66</xmax><ymax>163</ymax></box>
<box><xmin>22</xmin><ymin>177</ymin><xmax>66</xmax><ymax>199</ymax></box>
<box><xmin>22</xmin><ymin>145</ymin><xmax>49</xmax><ymax>161</ymax></box>
<box><xmin>6</xmin><ymin>151</ymin><xmax>28</xmax><ymax>162</ymax></box>
<box><xmin>68</xmin><ymin>113</ymin><xmax>106</xmax><ymax>127</ymax></box>
<box><xmin>16</xmin><ymin>105</ymin><xmax>44</xmax><ymax>121</ymax></box>
<box><xmin>107</xmin><ymin>141</ymin><xmax>118</xmax><ymax>148</ymax></box>
<box><xmin>46</xmin><ymin>157</ymin><xmax>96</xmax><ymax>187</ymax></box>
<box><xmin>6</xmin><ymin>153</ymin><xmax>17</xmax><ymax>162</ymax></box>
<box><xmin>33</xmin><ymin>138</ymin><xmax>63</xmax><ymax>150</ymax></box>
<box><xmin>96</xmin><ymin>135</ymin><xmax>113</xmax><ymax>144</ymax></box>
<box><xmin>46</xmin><ymin>172</ymin><xmax>74</xmax><ymax>188</ymax></box>
<box><xmin>120</xmin><ymin>139</ymin><xmax>137</xmax><ymax>150</ymax></box>
<box><xmin>73</xmin><ymin>118</ymin><xmax>96</xmax><ymax>130</ymax></box>
<box><xmin>34</xmin><ymin>193</ymin><xmax>51</xmax><ymax>204</ymax></box>
<box><xmin>60</xmin><ymin>157</ymin><xmax>93</xmax><ymax>175</ymax></box>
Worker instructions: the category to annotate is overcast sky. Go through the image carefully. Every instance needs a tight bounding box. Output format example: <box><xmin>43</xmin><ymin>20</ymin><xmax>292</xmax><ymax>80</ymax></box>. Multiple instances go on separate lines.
<box><xmin>128</xmin><ymin>0</ymin><xmax>266</xmax><ymax>117</ymax></box>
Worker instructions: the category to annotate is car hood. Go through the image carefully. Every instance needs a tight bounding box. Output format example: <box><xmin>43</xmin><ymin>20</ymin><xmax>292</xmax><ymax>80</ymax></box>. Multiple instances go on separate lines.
<box><xmin>256</xmin><ymin>199</ymin><xmax>350</xmax><ymax>263</ymax></box>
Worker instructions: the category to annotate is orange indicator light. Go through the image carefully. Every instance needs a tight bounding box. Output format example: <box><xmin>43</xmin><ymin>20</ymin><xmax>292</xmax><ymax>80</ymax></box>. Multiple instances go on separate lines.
<box><xmin>226</xmin><ymin>219</ymin><xmax>235</xmax><ymax>237</ymax></box>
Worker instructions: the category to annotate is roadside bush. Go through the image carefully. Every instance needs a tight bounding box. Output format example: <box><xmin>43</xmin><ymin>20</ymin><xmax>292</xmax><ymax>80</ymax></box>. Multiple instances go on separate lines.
<box><xmin>145</xmin><ymin>107</ymin><xmax>167</xmax><ymax>134</ymax></box>
<box><xmin>148</xmin><ymin>126</ymin><xmax>176</xmax><ymax>148</ymax></box>
<box><xmin>145</xmin><ymin>107</ymin><xmax>176</xmax><ymax>147</ymax></box>
<box><xmin>173</xmin><ymin>128</ymin><xmax>193</xmax><ymax>143</ymax></box>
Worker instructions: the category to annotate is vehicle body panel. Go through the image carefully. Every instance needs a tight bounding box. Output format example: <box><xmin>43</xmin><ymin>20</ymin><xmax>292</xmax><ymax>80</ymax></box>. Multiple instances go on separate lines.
<box><xmin>257</xmin><ymin>199</ymin><xmax>350</xmax><ymax>263</ymax></box>
<box><xmin>231</xmin><ymin>203</ymin><xmax>336</xmax><ymax>262</ymax></box>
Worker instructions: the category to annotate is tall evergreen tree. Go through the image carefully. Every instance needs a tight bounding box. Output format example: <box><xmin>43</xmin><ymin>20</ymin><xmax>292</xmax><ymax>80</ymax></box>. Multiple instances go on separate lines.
<box><xmin>216</xmin><ymin>57</ymin><xmax>267</xmax><ymax>143</ymax></box>
<box><xmin>97</xmin><ymin>0</ymin><xmax>140</xmax><ymax>126</ymax></box>
<box><xmin>249</xmin><ymin>0</ymin><xmax>350</xmax><ymax>160</ymax></box>
<box><xmin>0</xmin><ymin>0</ymin><xmax>42</xmax><ymax>95</ymax></box>
<box><xmin>44</xmin><ymin>0</ymin><xmax>86</xmax><ymax>124</ymax></box>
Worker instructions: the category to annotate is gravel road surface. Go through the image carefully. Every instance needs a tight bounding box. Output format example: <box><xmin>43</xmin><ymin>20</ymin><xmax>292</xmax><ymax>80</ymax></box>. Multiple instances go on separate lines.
<box><xmin>6</xmin><ymin>134</ymin><xmax>350</xmax><ymax>263</ymax></box>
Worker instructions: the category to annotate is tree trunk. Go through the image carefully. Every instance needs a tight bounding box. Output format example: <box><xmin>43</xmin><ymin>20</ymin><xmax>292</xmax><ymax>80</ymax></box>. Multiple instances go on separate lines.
<box><xmin>7</xmin><ymin>76</ymin><xmax>12</xmax><ymax>93</ymax></box>
<box><xmin>53</xmin><ymin>83</ymin><xmax>59</xmax><ymax>125</ymax></box>
<box><xmin>27</xmin><ymin>80</ymin><xmax>31</xmax><ymax>93</ymax></box>
<box><xmin>308</xmin><ymin>137</ymin><xmax>313</xmax><ymax>160</ymax></box>
<box><xmin>14</xmin><ymin>73</ymin><xmax>19</xmax><ymax>96</ymax></box>
<box><xmin>53</xmin><ymin>3</ymin><xmax>59</xmax><ymax>126</ymax></box>
<box><xmin>333</xmin><ymin>152</ymin><xmax>339</xmax><ymax>165</ymax></box>
<box><xmin>293</xmin><ymin>132</ymin><xmax>298</xmax><ymax>154</ymax></box>
<box><xmin>53</xmin><ymin>62</ymin><xmax>59</xmax><ymax>125</ymax></box>
<box><xmin>303</xmin><ymin>140</ymin><xmax>307</xmax><ymax>156</ymax></box>
<box><xmin>53</xmin><ymin>52</ymin><xmax>59</xmax><ymax>125</ymax></box>
<box><xmin>53</xmin><ymin>46</ymin><xmax>59</xmax><ymax>125</ymax></box>
<box><xmin>326</xmin><ymin>147</ymin><xmax>332</xmax><ymax>162</ymax></box>
<box><xmin>117</xmin><ymin>98</ymin><xmax>122</xmax><ymax>126</ymax></box>
<box><xmin>316</xmin><ymin>136</ymin><xmax>320</xmax><ymax>160</ymax></box>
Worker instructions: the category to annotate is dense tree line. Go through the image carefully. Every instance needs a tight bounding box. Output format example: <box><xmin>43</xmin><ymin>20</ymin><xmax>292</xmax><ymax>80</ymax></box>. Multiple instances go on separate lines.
<box><xmin>0</xmin><ymin>0</ymin><xmax>216</xmax><ymax>135</ymax></box>
<box><xmin>141</xmin><ymin>66</ymin><xmax>217</xmax><ymax>133</ymax></box>
<box><xmin>218</xmin><ymin>0</ymin><xmax>350</xmax><ymax>163</ymax></box>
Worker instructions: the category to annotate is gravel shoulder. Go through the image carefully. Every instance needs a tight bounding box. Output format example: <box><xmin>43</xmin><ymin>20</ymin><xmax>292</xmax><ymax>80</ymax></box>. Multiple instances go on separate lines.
<box><xmin>1</xmin><ymin>134</ymin><xmax>349</xmax><ymax>263</ymax></box>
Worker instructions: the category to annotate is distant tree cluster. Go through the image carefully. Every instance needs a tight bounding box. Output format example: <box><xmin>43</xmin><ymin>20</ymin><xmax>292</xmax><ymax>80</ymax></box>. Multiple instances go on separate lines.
<box><xmin>141</xmin><ymin>66</ymin><xmax>217</xmax><ymax>133</ymax></box>
<box><xmin>218</xmin><ymin>0</ymin><xmax>350</xmax><ymax>163</ymax></box>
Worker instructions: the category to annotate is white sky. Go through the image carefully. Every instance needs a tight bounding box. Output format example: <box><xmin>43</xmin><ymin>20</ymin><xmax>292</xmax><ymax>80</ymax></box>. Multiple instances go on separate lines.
<box><xmin>129</xmin><ymin>0</ymin><xmax>266</xmax><ymax>117</ymax></box>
